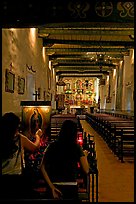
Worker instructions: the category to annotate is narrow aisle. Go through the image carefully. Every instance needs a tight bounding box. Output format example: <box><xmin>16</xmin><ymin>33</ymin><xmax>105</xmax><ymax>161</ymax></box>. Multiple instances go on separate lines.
<box><xmin>80</xmin><ymin>120</ymin><xmax>134</xmax><ymax>202</ymax></box>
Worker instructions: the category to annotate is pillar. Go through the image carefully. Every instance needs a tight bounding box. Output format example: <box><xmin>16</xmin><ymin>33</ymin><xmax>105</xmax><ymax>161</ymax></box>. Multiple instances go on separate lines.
<box><xmin>99</xmin><ymin>76</ymin><xmax>106</xmax><ymax>110</ymax></box>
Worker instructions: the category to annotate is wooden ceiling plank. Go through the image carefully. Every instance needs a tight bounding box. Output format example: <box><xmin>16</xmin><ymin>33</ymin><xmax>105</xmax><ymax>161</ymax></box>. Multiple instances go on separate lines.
<box><xmin>46</xmin><ymin>47</ymin><xmax>129</xmax><ymax>53</ymax></box>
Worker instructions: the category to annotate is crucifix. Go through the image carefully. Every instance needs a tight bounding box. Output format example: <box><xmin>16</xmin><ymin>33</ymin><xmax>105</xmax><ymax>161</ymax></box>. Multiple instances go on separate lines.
<box><xmin>33</xmin><ymin>91</ymin><xmax>39</xmax><ymax>101</ymax></box>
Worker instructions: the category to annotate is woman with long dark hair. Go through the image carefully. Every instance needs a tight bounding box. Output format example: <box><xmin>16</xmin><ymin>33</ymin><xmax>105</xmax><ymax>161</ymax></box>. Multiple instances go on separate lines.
<box><xmin>1</xmin><ymin>112</ymin><xmax>42</xmax><ymax>199</ymax></box>
<box><xmin>40</xmin><ymin>119</ymin><xmax>89</xmax><ymax>199</ymax></box>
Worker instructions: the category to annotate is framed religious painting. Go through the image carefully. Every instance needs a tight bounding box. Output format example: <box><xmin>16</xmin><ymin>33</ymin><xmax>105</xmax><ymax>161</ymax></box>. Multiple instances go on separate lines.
<box><xmin>5</xmin><ymin>69</ymin><xmax>15</xmax><ymax>93</ymax></box>
<box><xmin>18</xmin><ymin>76</ymin><xmax>25</xmax><ymax>94</ymax></box>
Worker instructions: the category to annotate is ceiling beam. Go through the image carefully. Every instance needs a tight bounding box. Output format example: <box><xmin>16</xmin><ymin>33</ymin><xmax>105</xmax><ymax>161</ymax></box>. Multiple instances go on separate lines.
<box><xmin>56</xmin><ymin>70</ymin><xmax>109</xmax><ymax>73</ymax></box>
<box><xmin>55</xmin><ymin>67</ymin><xmax>114</xmax><ymax>71</ymax></box>
<box><xmin>50</xmin><ymin>54</ymin><xmax>124</xmax><ymax>59</ymax></box>
<box><xmin>58</xmin><ymin>73</ymin><xmax>105</xmax><ymax>77</ymax></box>
<box><xmin>52</xmin><ymin>59</ymin><xmax>113</xmax><ymax>63</ymax></box>
<box><xmin>54</xmin><ymin>63</ymin><xmax>116</xmax><ymax>68</ymax></box>
<box><xmin>43</xmin><ymin>39</ymin><xmax>134</xmax><ymax>47</ymax></box>
<box><xmin>46</xmin><ymin>47</ymin><xmax>129</xmax><ymax>53</ymax></box>
<box><xmin>39</xmin><ymin>28</ymin><xmax>134</xmax><ymax>36</ymax></box>
<box><xmin>39</xmin><ymin>22</ymin><xmax>134</xmax><ymax>29</ymax></box>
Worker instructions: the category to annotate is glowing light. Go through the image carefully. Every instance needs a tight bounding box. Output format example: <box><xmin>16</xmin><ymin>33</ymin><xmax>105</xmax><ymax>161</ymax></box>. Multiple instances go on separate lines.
<box><xmin>120</xmin><ymin>60</ymin><xmax>123</xmax><ymax>65</ymax></box>
<box><xmin>107</xmin><ymin>75</ymin><xmax>109</xmax><ymax>82</ymax></box>
<box><xmin>131</xmin><ymin>49</ymin><xmax>134</xmax><ymax>64</ymax></box>
<box><xmin>49</xmin><ymin>61</ymin><xmax>52</xmax><ymax>70</ymax></box>
<box><xmin>29</xmin><ymin>28</ymin><xmax>37</xmax><ymax>48</ymax></box>
<box><xmin>42</xmin><ymin>47</ymin><xmax>46</xmax><ymax>62</ymax></box>
<box><xmin>113</xmin><ymin>69</ymin><xmax>116</xmax><ymax>78</ymax></box>
<box><xmin>10</xmin><ymin>28</ymin><xmax>15</xmax><ymax>32</ymax></box>
<box><xmin>53</xmin><ymin>68</ymin><xmax>55</xmax><ymax>78</ymax></box>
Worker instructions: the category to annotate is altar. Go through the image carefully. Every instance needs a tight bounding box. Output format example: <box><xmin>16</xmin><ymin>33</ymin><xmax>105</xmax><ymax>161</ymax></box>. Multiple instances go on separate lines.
<box><xmin>70</xmin><ymin>105</ymin><xmax>88</xmax><ymax>115</ymax></box>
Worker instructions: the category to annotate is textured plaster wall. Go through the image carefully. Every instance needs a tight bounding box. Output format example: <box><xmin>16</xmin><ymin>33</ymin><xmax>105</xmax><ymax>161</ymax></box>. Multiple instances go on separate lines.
<box><xmin>2</xmin><ymin>28</ymin><xmax>48</xmax><ymax>117</ymax></box>
<box><xmin>111</xmin><ymin>68</ymin><xmax>117</xmax><ymax>110</ymax></box>
<box><xmin>122</xmin><ymin>50</ymin><xmax>134</xmax><ymax>111</ymax></box>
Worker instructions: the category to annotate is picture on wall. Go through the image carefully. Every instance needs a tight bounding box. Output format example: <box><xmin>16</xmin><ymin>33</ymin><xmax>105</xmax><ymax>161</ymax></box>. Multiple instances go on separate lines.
<box><xmin>5</xmin><ymin>69</ymin><xmax>15</xmax><ymax>93</ymax></box>
<box><xmin>21</xmin><ymin>105</ymin><xmax>52</xmax><ymax>140</ymax></box>
<box><xmin>18</xmin><ymin>76</ymin><xmax>25</xmax><ymax>94</ymax></box>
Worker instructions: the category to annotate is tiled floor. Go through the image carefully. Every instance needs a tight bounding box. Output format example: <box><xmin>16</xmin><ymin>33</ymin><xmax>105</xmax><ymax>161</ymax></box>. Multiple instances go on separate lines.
<box><xmin>80</xmin><ymin>120</ymin><xmax>134</xmax><ymax>202</ymax></box>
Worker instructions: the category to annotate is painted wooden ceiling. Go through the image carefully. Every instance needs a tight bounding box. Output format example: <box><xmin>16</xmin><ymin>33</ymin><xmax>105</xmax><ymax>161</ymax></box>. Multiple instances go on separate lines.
<box><xmin>2</xmin><ymin>1</ymin><xmax>134</xmax><ymax>79</ymax></box>
<box><xmin>38</xmin><ymin>21</ymin><xmax>134</xmax><ymax>78</ymax></box>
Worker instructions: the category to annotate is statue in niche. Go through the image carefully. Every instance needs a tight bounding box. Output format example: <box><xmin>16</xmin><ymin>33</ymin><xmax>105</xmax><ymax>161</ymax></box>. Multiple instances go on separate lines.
<box><xmin>66</xmin><ymin>82</ymin><xmax>71</xmax><ymax>90</ymax></box>
<box><xmin>76</xmin><ymin>80</ymin><xmax>81</xmax><ymax>89</ymax></box>
<box><xmin>88</xmin><ymin>80</ymin><xmax>93</xmax><ymax>89</ymax></box>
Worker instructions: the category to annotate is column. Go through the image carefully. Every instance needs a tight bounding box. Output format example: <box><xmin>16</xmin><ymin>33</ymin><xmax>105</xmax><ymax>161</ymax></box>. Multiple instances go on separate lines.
<box><xmin>99</xmin><ymin>76</ymin><xmax>106</xmax><ymax>110</ymax></box>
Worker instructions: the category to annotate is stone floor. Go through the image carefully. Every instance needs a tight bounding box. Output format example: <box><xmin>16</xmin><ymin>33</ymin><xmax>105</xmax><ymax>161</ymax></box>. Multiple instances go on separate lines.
<box><xmin>80</xmin><ymin>120</ymin><xmax>134</xmax><ymax>202</ymax></box>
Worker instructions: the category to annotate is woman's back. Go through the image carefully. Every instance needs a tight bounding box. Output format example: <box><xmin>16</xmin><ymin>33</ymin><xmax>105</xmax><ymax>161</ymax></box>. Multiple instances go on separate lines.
<box><xmin>43</xmin><ymin>136</ymin><xmax>84</xmax><ymax>181</ymax></box>
<box><xmin>40</xmin><ymin>119</ymin><xmax>89</xmax><ymax>199</ymax></box>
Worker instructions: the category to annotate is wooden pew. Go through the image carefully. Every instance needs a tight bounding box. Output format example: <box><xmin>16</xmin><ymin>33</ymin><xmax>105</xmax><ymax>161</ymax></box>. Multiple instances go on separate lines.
<box><xmin>98</xmin><ymin>120</ymin><xmax>133</xmax><ymax>144</ymax></box>
<box><xmin>110</xmin><ymin>127</ymin><xmax>134</xmax><ymax>154</ymax></box>
<box><xmin>50</xmin><ymin>115</ymin><xmax>83</xmax><ymax>141</ymax></box>
<box><xmin>86</xmin><ymin>113</ymin><xmax>134</xmax><ymax>163</ymax></box>
<box><xmin>116</xmin><ymin>129</ymin><xmax>134</xmax><ymax>162</ymax></box>
<box><xmin>104</xmin><ymin>123</ymin><xmax>134</xmax><ymax>153</ymax></box>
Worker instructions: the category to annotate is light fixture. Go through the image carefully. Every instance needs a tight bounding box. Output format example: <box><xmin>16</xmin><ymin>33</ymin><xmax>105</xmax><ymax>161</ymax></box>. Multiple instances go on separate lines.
<box><xmin>129</xmin><ymin>35</ymin><xmax>134</xmax><ymax>40</ymax></box>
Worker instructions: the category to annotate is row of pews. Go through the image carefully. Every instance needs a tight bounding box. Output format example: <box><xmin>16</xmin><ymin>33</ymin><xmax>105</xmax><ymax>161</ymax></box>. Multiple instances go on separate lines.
<box><xmin>86</xmin><ymin>112</ymin><xmax>134</xmax><ymax>162</ymax></box>
<box><xmin>101</xmin><ymin>110</ymin><xmax>134</xmax><ymax>120</ymax></box>
<box><xmin>50</xmin><ymin>114</ymin><xmax>83</xmax><ymax>141</ymax></box>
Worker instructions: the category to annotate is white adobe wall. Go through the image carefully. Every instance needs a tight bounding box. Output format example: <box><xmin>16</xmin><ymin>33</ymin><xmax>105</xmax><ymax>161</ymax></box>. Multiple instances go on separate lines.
<box><xmin>2</xmin><ymin>28</ymin><xmax>49</xmax><ymax>117</ymax></box>
<box><xmin>122</xmin><ymin>49</ymin><xmax>134</xmax><ymax>112</ymax></box>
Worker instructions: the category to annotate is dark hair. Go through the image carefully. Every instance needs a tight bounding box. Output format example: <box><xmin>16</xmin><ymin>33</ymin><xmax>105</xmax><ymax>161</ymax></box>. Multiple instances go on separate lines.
<box><xmin>1</xmin><ymin>112</ymin><xmax>20</xmax><ymax>160</ymax></box>
<box><xmin>58</xmin><ymin>120</ymin><xmax>78</xmax><ymax>145</ymax></box>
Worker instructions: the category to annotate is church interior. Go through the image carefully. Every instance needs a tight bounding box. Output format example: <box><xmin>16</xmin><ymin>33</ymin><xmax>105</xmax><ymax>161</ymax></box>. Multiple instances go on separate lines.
<box><xmin>2</xmin><ymin>1</ymin><xmax>134</xmax><ymax>202</ymax></box>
